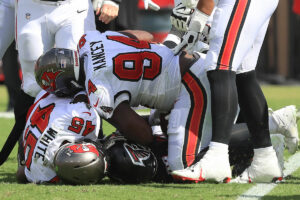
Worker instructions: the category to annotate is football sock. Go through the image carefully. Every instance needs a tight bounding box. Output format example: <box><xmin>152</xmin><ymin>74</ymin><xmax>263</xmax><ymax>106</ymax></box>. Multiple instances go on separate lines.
<box><xmin>207</xmin><ymin>70</ymin><xmax>238</xmax><ymax>144</ymax></box>
<box><xmin>236</xmin><ymin>70</ymin><xmax>272</xmax><ymax>148</ymax></box>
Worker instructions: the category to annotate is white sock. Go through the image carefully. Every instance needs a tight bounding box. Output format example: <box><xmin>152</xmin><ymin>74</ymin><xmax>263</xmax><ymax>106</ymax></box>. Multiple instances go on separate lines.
<box><xmin>209</xmin><ymin>142</ymin><xmax>228</xmax><ymax>152</ymax></box>
<box><xmin>254</xmin><ymin>146</ymin><xmax>274</xmax><ymax>156</ymax></box>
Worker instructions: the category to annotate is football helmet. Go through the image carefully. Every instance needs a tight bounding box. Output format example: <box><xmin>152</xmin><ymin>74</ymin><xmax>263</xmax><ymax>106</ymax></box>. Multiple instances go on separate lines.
<box><xmin>54</xmin><ymin>142</ymin><xmax>106</xmax><ymax>185</ymax></box>
<box><xmin>103</xmin><ymin>134</ymin><xmax>158</xmax><ymax>183</ymax></box>
<box><xmin>34</xmin><ymin>48</ymin><xmax>83</xmax><ymax>97</ymax></box>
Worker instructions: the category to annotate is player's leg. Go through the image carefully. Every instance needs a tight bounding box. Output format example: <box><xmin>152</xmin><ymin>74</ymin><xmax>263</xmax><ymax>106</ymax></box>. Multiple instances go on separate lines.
<box><xmin>9</xmin><ymin>1</ymin><xmax>53</xmax><ymax>166</ymax></box>
<box><xmin>54</xmin><ymin>0</ymin><xmax>96</xmax><ymax>50</ymax></box>
<box><xmin>201</xmin><ymin>0</ymin><xmax>279</xmax><ymax>181</ymax></box>
<box><xmin>17</xmin><ymin>0</ymin><xmax>54</xmax><ymax>97</ymax></box>
<box><xmin>232</xmin><ymin>1</ymin><xmax>282</xmax><ymax>182</ymax></box>
<box><xmin>2</xmin><ymin>42</ymin><xmax>21</xmax><ymax>112</ymax></box>
<box><xmin>168</xmin><ymin>59</ymin><xmax>232</xmax><ymax>182</ymax></box>
<box><xmin>0</xmin><ymin>0</ymin><xmax>14</xmax><ymax>59</ymax></box>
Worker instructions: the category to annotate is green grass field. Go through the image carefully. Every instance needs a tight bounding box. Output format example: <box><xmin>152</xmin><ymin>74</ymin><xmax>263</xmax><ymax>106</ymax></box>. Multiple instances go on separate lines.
<box><xmin>0</xmin><ymin>85</ymin><xmax>299</xmax><ymax>200</ymax></box>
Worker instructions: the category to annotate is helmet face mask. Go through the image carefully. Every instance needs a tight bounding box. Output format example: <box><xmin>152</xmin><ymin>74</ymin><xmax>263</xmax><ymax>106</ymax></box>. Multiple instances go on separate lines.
<box><xmin>35</xmin><ymin>48</ymin><xmax>82</xmax><ymax>97</ymax></box>
<box><xmin>54</xmin><ymin>142</ymin><xmax>107</xmax><ymax>185</ymax></box>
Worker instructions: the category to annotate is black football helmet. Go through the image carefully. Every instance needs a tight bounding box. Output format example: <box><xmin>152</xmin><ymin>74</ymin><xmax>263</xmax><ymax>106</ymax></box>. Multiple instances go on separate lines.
<box><xmin>103</xmin><ymin>134</ymin><xmax>158</xmax><ymax>183</ymax></box>
<box><xmin>34</xmin><ymin>48</ymin><xmax>83</xmax><ymax>97</ymax></box>
<box><xmin>54</xmin><ymin>142</ymin><xmax>107</xmax><ymax>185</ymax></box>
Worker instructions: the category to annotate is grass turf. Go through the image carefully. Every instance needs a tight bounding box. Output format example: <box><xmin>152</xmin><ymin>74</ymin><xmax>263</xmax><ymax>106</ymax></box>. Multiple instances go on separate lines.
<box><xmin>0</xmin><ymin>85</ymin><xmax>299</xmax><ymax>200</ymax></box>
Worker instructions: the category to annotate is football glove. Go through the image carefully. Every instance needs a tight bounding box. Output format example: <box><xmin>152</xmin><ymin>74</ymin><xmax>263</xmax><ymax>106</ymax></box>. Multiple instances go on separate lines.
<box><xmin>170</xmin><ymin>3</ymin><xmax>194</xmax><ymax>32</ymax></box>
<box><xmin>199</xmin><ymin>24</ymin><xmax>211</xmax><ymax>44</ymax></box>
<box><xmin>173</xmin><ymin>8</ymin><xmax>209</xmax><ymax>55</ymax></box>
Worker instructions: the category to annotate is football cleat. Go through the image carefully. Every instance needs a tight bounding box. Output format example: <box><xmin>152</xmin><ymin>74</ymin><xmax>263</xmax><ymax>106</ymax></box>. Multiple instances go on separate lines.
<box><xmin>231</xmin><ymin>147</ymin><xmax>283</xmax><ymax>183</ymax></box>
<box><xmin>171</xmin><ymin>147</ymin><xmax>231</xmax><ymax>183</ymax></box>
<box><xmin>270</xmin><ymin>134</ymin><xmax>285</xmax><ymax>170</ymax></box>
<box><xmin>269</xmin><ymin>105</ymin><xmax>299</xmax><ymax>154</ymax></box>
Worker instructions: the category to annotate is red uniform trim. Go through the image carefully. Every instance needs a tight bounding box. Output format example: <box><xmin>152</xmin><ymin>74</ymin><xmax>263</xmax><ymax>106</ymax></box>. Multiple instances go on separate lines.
<box><xmin>49</xmin><ymin>176</ymin><xmax>60</xmax><ymax>183</ymax></box>
<box><xmin>182</xmin><ymin>72</ymin><xmax>206</xmax><ymax>167</ymax></box>
<box><xmin>217</xmin><ymin>0</ymin><xmax>251</xmax><ymax>70</ymax></box>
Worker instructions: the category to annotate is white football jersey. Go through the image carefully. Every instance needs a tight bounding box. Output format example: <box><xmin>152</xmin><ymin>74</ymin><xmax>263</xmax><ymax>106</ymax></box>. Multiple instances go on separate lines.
<box><xmin>23</xmin><ymin>91</ymin><xmax>101</xmax><ymax>183</ymax></box>
<box><xmin>78</xmin><ymin>31</ymin><xmax>182</xmax><ymax>119</ymax></box>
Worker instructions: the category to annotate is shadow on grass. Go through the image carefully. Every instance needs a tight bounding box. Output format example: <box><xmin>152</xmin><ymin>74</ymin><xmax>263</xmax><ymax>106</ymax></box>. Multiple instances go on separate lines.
<box><xmin>278</xmin><ymin>175</ymin><xmax>300</xmax><ymax>185</ymax></box>
<box><xmin>0</xmin><ymin>172</ymin><xmax>17</xmax><ymax>183</ymax></box>
<box><xmin>258</xmin><ymin>195</ymin><xmax>300</xmax><ymax>200</ymax></box>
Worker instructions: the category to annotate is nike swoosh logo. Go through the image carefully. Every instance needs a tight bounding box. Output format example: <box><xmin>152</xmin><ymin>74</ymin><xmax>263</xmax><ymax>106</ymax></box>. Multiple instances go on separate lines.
<box><xmin>77</xmin><ymin>9</ymin><xmax>87</xmax><ymax>13</ymax></box>
<box><xmin>93</xmin><ymin>98</ymin><xmax>99</xmax><ymax>107</ymax></box>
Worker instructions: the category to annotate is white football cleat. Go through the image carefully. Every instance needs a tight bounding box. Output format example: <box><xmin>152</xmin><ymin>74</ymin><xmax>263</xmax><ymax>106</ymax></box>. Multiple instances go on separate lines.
<box><xmin>269</xmin><ymin>105</ymin><xmax>299</xmax><ymax>154</ymax></box>
<box><xmin>171</xmin><ymin>146</ymin><xmax>231</xmax><ymax>183</ymax></box>
<box><xmin>270</xmin><ymin>134</ymin><xmax>285</xmax><ymax>170</ymax></box>
<box><xmin>231</xmin><ymin>147</ymin><xmax>283</xmax><ymax>183</ymax></box>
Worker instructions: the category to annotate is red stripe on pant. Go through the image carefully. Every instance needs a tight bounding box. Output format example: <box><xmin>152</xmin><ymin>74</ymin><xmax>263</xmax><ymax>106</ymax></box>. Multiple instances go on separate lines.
<box><xmin>182</xmin><ymin>72</ymin><xmax>205</xmax><ymax>167</ymax></box>
<box><xmin>219</xmin><ymin>0</ymin><xmax>249</xmax><ymax>70</ymax></box>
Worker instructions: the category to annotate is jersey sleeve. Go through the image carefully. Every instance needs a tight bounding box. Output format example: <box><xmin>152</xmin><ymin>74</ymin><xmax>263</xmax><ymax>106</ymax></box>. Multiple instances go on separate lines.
<box><xmin>86</xmin><ymin>79</ymin><xmax>118</xmax><ymax>119</ymax></box>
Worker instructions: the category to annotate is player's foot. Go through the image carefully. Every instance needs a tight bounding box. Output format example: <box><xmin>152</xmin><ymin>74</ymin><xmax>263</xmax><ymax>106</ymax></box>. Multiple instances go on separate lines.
<box><xmin>269</xmin><ymin>105</ymin><xmax>299</xmax><ymax>154</ymax></box>
<box><xmin>231</xmin><ymin>147</ymin><xmax>283</xmax><ymax>183</ymax></box>
<box><xmin>270</xmin><ymin>134</ymin><xmax>285</xmax><ymax>170</ymax></box>
<box><xmin>171</xmin><ymin>146</ymin><xmax>231</xmax><ymax>183</ymax></box>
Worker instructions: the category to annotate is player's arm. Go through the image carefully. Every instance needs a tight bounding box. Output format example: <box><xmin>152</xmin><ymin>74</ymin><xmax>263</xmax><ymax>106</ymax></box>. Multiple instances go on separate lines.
<box><xmin>106</xmin><ymin>101</ymin><xmax>154</xmax><ymax>146</ymax></box>
<box><xmin>196</xmin><ymin>0</ymin><xmax>215</xmax><ymax>15</ymax></box>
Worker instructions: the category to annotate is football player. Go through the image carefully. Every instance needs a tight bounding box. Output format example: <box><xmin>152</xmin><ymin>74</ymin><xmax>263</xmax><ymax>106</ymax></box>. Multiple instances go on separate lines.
<box><xmin>169</xmin><ymin>0</ymin><xmax>299</xmax><ymax>155</ymax></box>
<box><xmin>172</xmin><ymin>0</ymin><xmax>282</xmax><ymax>183</ymax></box>
<box><xmin>16</xmin><ymin>90</ymin><xmax>104</xmax><ymax>184</ymax></box>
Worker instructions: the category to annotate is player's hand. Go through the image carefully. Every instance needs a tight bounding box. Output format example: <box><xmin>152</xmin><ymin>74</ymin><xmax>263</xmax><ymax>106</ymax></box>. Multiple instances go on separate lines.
<box><xmin>143</xmin><ymin>0</ymin><xmax>160</xmax><ymax>11</ymax></box>
<box><xmin>97</xmin><ymin>0</ymin><xmax>119</xmax><ymax>24</ymax></box>
<box><xmin>173</xmin><ymin>9</ymin><xmax>209</xmax><ymax>55</ymax></box>
<box><xmin>199</xmin><ymin>24</ymin><xmax>211</xmax><ymax>44</ymax></box>
<box><xmin>170</xmin><ymin>3</ymin><xmax>194</xmax><ymax>32</ymax></box>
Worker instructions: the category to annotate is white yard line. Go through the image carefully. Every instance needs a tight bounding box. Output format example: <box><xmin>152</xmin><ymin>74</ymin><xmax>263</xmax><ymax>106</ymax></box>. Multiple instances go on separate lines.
<box><xmin>0</xmin><ymin>112</ymin><xmax>14</xmax><ymax>119</ymax></box>
<box><xmin>237</xmin><ymin>152</ymin><xmax>300</xmax><ymax>200</ymax></box>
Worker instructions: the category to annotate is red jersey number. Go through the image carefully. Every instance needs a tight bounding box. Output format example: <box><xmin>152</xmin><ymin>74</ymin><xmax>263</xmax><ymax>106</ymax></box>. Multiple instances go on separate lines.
<box><xmin>107</xmin><ymin>35</ymin><xmax>151</xmax><ymax>49</ymax></box>
<box><xmin>68</xmin><ymin>117</ymin><xmax>96</xmax><ymax>136</ymax></box>
<box><xmin>23</xmin><ymin>129</ymin><xmax>38</xmax><ymax>171</ymax></box>
<box><xmin>107</xmin><ymin>35</ymin><xmax>162</xmax><ymax>81</ymax></box>
<box><xmin>30</xmin><ymin>104</ymin><xmax>55</xmax><ymax>134</ymax></box>
<box><xmin>113</xmin><ymin>51</ymin><xmax>162</xmax><ymax>81</ymax></box>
